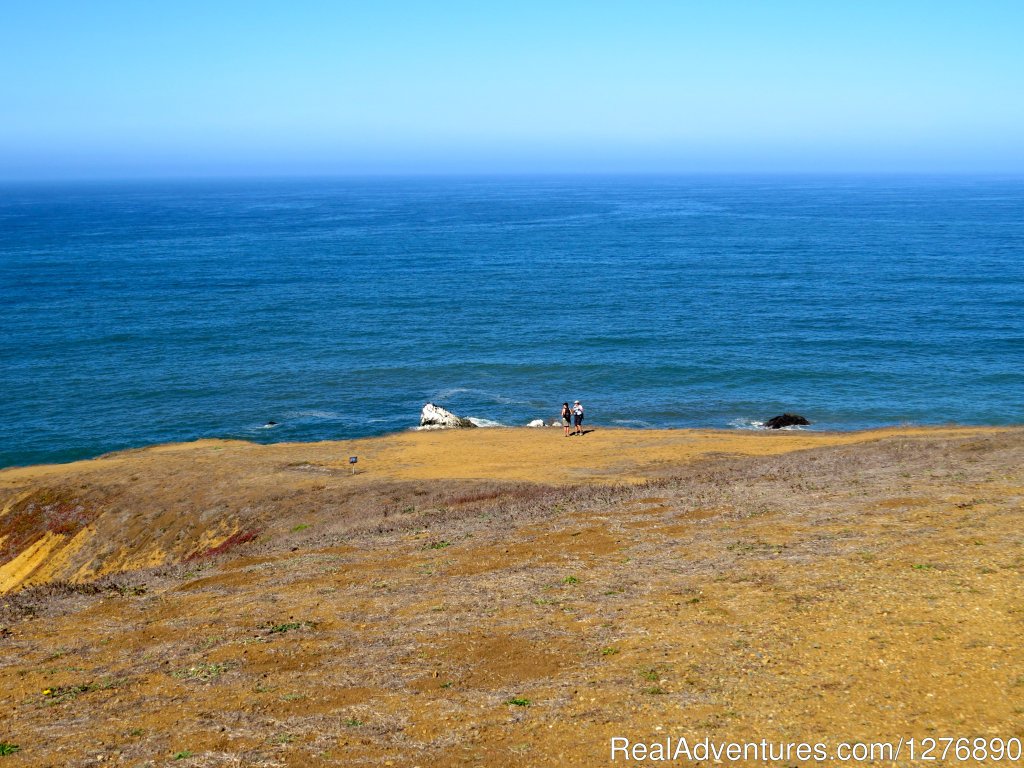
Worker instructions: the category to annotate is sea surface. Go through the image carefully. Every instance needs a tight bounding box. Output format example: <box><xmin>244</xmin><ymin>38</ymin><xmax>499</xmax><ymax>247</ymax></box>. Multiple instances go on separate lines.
<box><xmin>1</xmin><ymin>176</ymin><xmax>1022</xmax><ymax>468</ymax></box>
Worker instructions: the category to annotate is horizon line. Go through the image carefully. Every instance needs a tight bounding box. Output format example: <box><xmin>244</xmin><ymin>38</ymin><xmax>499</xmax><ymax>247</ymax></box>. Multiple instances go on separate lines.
<box><xmin>4</xmin><ymin>170</ymin><xmax>1024</xmax><ymax>186</ymax></box>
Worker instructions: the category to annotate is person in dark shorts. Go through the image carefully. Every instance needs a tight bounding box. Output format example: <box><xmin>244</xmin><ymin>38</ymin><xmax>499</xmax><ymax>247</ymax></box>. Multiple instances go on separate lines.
<box><xmin>561</xmin><ymin>402</ymin><xmax>572</xmax><ymax>436</ymax></box>
<box><xmin>572</xmin><ymin>400</ymin><xmax>584</xmax><ymax>435</ymax></box>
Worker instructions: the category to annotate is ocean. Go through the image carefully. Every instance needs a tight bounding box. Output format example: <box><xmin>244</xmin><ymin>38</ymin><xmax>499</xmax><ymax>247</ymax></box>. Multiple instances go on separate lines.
<box><xmin>1</xmin><ymin>175</ymin><xmax>1021</xmax><ymax>468</ymax></box>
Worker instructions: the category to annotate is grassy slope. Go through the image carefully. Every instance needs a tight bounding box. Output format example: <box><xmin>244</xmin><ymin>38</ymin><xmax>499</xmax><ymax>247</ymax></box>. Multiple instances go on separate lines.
<box><xmin>0</xmin><ymin>426</ymin><xmax>1022</xmax><ymax>766</ymax></box>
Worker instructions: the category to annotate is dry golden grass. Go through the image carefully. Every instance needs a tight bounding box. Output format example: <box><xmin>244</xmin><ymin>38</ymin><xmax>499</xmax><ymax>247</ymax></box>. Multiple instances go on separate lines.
<box><xmin>0</xmin><ymin>426</ymin><xmax>1022</xmax><ymax>766</ymax></box>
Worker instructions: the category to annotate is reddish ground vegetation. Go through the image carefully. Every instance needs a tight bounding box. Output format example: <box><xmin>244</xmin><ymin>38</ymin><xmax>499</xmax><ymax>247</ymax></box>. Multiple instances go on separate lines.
<box><xmin>185</xmin><ymin>528</ymin><xmax>262</xmax><ymax>561</ymax></box>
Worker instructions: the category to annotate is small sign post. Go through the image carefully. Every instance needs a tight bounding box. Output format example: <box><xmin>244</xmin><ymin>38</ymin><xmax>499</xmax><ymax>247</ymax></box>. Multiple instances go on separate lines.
<box><xmin>349</xmin><ymin>456</ymin><xmax>358</xmax><ymax>475</ymax></box>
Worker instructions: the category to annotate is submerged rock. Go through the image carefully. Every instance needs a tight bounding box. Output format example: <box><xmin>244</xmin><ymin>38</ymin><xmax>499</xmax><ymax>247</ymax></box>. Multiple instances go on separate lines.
<box><xmin>419</xmin><ymin>403</ymin><xmax>477</xmax><ymax>430</ymax></box>
<box><xmin>764</xmin><ymin>413</ymin><xmax>811</xmax><ymax>429</ymax></box>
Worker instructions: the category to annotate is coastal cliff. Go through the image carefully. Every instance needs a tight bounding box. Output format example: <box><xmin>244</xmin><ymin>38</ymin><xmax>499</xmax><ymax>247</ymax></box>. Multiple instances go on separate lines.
<box><xmin>0</xmin><ymin>426</ymin><xmax>1022</xmax><ymax>766</ymax></box>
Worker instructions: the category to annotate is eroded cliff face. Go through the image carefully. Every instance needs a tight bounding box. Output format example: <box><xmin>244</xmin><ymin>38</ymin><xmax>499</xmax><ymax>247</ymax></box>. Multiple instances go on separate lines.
<box><xmin>0</xmin><ymin>440</ymin><xmax>288</xmax><ymax>593</ymax></box>
<box><xmin>0</xmin><ymin>488</ymin><xmax>92</xmax><ymax>577</ymax></box>
<box><xmin>0</xmin><ymin>487</ymin><xmax>99</xmax><ymax>591</ymax></box>
<box><xmin>0</xmin><ymin>482</ymin><xmax>257</xmax><ymax>593</ymax></box>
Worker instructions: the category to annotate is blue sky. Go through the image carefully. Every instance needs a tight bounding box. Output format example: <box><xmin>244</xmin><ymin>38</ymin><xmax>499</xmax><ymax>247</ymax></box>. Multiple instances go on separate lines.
<box><xmin>2</xmin><ymin>1</ymin><xmax>1023</xmax><ymax>178</ymax></box>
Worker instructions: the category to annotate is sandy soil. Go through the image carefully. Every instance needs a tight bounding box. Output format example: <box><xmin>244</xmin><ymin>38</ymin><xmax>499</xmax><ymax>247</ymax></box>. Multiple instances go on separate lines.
<box><xmin>0</xmin><ymin>425</ymin><xmax>1022</xmax><ymax>766</ymax></box>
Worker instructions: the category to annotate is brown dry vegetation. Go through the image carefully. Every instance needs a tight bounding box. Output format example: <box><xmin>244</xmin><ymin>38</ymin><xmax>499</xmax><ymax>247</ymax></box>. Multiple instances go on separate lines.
<box><xmin>0</xmin><ymin>426</ymin><xmax>1022</xmax><ymax>767</ymax></box>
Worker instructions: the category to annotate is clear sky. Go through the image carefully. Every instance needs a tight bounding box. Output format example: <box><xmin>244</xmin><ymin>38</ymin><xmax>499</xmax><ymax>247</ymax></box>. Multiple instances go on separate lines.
<box><xmin>2</xmin><ymin>1</ymin><xmax>1023</xmax><ymax>179</ymax></box>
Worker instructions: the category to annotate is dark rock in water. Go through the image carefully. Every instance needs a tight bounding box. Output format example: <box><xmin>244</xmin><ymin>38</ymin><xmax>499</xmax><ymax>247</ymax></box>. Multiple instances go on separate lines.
<box><xmin>419</xmin><ymin>403</ymin><xmax>477</xmax><ymax>429</ymax></box>
<box><xmin>764</xmin><ymin>413</ymin><xmax>811</xmax><ymax>429</ymax></box>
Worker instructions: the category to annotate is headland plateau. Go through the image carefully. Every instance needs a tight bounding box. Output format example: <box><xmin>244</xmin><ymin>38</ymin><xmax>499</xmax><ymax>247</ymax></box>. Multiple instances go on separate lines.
<box><xmin>1</xmin><ymin>425</ymin><xmax>1021</xmax><ymax>766</ymax></box>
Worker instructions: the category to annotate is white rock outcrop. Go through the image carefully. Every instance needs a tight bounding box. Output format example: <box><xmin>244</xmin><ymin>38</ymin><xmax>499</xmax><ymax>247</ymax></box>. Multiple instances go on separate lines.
<box><xmin>419</xmin><ymin>403</ymin><xmax>477</xmax><ymax>430</ymax></box>
<box><xmin>526</xmin><ymin>419</ymin><xmax>545</xmax><ymax>428</ymax></box>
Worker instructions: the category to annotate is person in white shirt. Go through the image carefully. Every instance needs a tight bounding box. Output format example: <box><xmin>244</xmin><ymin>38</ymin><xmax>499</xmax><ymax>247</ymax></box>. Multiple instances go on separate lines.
<box><xmin>572</xmin><ymin>400</ymin><xmax>584</xmax><ymax>435</ymax></box>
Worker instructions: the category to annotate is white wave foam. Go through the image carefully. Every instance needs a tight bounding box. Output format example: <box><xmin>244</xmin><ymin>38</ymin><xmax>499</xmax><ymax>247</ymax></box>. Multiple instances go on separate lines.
<box><xmin>467</xmin><ymin>417</ymin><xmax>506</xmax><ymax>428</ymax></box>
<box><xmin>729</xmin><ymin>418</ymin><xmax>766</xmax><ymax>430</ymax></box>
<box><xmin>410</xmin><ymin>417</ymin><xmax>505</xmax><ymax>431</ymax></box>
<box><xmin>729</xmin><ymin>418</ymin><xmax>809</xmax><ymax>431</ymax></box>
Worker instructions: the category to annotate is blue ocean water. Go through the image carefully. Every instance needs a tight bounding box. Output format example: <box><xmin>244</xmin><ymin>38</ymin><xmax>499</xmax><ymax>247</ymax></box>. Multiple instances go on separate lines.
<box><xmin>1</xmin><ymin>176</ymin><xmax>1022</xmax><ymax>468</ymax></box>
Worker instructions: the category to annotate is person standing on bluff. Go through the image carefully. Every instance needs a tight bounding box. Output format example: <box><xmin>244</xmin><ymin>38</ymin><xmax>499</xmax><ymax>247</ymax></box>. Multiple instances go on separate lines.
<box><xmin>561</xmin><ymin>402</ymin><xmax>573</xmax><ymax>437</ymax></box>
<box><xmin>572</xmin><ymin>400</ymin><xmax>585</xmax><ymax>435</ymax></box>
